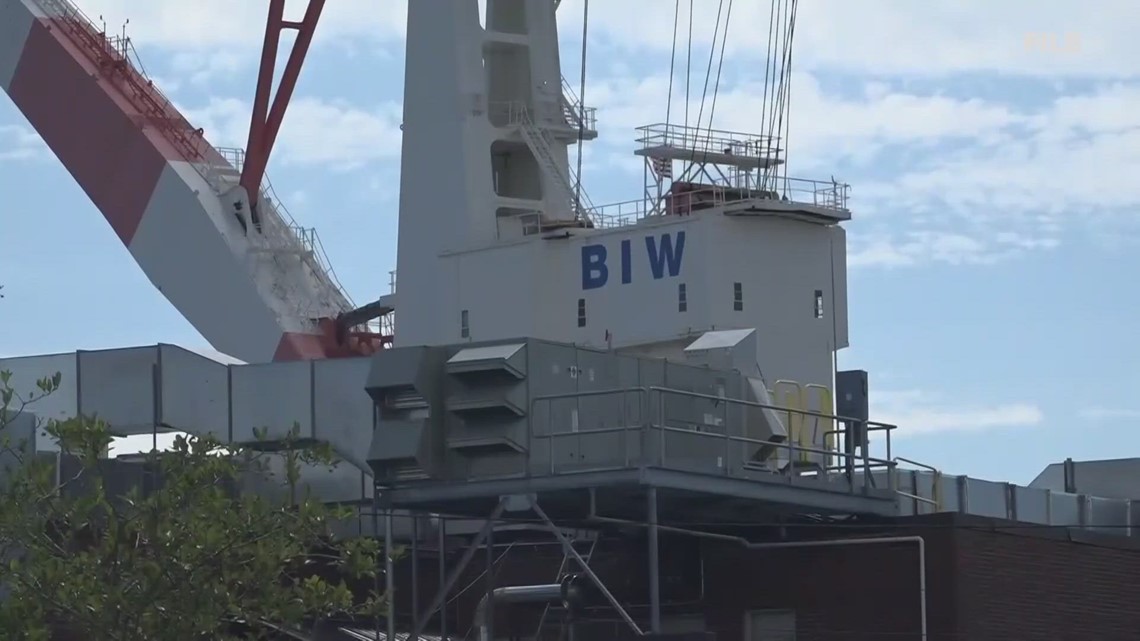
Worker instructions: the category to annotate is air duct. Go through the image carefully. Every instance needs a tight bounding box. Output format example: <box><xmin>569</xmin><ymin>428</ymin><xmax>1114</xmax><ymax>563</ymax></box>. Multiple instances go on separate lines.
<box><xmin>475</xmin><ymin>576</ymin><xmax>584</xmax><ymax>641</ymax></box>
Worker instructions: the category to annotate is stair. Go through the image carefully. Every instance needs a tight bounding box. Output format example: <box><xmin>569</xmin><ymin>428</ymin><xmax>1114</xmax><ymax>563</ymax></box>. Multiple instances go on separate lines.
<box><xmin>515</xmin><ymin>109</ymin><xmax>598</xmax><ymax>226</ymax></box>
<box><xmin>560</xmin><ymin>76</ymin><xmax>597</xmax><ymax>140</ymax></box>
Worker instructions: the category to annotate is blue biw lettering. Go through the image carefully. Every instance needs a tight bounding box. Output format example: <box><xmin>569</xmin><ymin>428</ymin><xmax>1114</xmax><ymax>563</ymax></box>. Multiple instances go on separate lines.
<box><xmin>581</xmin><ymin>231</ymin><xmax>685</xmax><ymax>290</ymax></box>
<box><xmin>581</xmin><ymin>244</ymin><xmax>608</xmax><ymax>290</ymax></box>
<box><xmin>645</xmin><ymin>231</ymin><xmax>685</xmax><ymax>279</ymax></box>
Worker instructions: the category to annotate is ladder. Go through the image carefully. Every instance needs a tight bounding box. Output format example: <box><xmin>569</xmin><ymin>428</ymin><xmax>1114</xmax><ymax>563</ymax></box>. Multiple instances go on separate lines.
<box><xmin>559</xmin><ymin>75</ymin><xmax>594</xmax><ymax>135</ymax></box>
<box><xmin>533</xmin><ymin>536</ymin><xmax>599</xmax><ymax>638</ymax></box>
<box><xmin>515</xmin><ymin>110</ymin><xmax>598</xmax><ymax>226</ymax></box>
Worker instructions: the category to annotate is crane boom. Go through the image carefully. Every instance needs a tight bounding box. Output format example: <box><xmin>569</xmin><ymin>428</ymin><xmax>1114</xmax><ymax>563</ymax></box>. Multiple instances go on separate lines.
<box><xmin>0</xmin><ymin>0</ymin><xmax>388</xmax><ymax>363</ymax></box>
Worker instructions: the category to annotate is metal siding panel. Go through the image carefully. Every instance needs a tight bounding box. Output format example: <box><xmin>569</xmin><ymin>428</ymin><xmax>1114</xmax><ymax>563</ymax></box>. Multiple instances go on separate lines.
<box><xmin>1049</xmin><ymin>491</ymin><xmax>1081</xmax><ymax>526</ymax></box>
<box><xmin>0</xmin><ymin>352</ymin><xmax>78</xmax><ymax>436</ymax></box>
<box><xmin>312</xmin><ymin>357</ymin><xmax>374</xmax><ymax>470</ymax></box>
<box><xmin>574</xmin><ymin>347</ymin><xmax>625</xmax><ymax>469</ymax></box>
<box><xmin>76</xmin><ymin>347</ymin><xmax>157</xmax><ymax>435</ymax></box>
<box><xmin>1014</xmin><ymin>485</ymin><xmax>1050</xmax><ymax>524</ymax></box>
<box><xmin>964</xmin><ymin>478</ymin><xmax>1009</xmax><ymax>519</ymax></box>
<box><xmin>157</xmin><ymin>344</ymin><xmax>230</xmax><ymax>440</ymax></box>
<box><xmin>527</xmin><ymin>341</ymin><xmax>580</xmax><ymax>470</ymax></box>
<box><xmin>230</xmin><ymin>361</ymin><xmax>314</xmax><ymax>443</ymax></box>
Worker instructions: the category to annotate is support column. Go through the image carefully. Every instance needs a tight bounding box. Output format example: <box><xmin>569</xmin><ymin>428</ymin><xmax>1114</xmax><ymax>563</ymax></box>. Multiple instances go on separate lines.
<box><xmin>385</xmin><ymin>511</ymin><xmax>395</xmax><ymax>641</ymax></box>
<box><xmin>485</xmin><ymin>524</ymin><xmax>495</xmax><ymax>641</ymax></box>
<box><xmin>411</xmin><ymin>517</ymin><xmax>420</xmax><ymax>641</ymax></box>
<box><xmin>648</xmin><ymin>486</ymin><xmax>661</xmax><ymax>633</ymax></box>
<box><xmin>438</xmin><ymin>518</ymin><xmax>448</xmax><ymax>640</ymax></box>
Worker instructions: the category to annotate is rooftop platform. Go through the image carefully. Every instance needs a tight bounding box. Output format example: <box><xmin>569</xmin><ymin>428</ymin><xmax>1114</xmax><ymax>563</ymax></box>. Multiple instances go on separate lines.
<box><xmin>366</xmin><ymin>338</ymin><xmax>901</xmax><ymax>524</ymax></box>
<box><xmin>635</xmin><ymin>123</ymin><xmax>783</xmax><ymax>170</ymax></box>
<box><xmin>381</xmin><ymin>462</ymin><xmax>900</xmax><ymax>523</ymax></box>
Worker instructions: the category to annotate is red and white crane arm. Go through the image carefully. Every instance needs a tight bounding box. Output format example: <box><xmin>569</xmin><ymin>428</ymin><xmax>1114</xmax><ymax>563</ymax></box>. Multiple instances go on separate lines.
<box><xmin>0</xmin><ymin>0</ymin><xmax>390</xmax><ymax>363</ymax></box>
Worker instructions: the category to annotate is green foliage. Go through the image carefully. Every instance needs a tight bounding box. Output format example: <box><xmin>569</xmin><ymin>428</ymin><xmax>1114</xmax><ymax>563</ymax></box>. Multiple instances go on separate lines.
<box><xmin>0</xmin><ymin>370</ymin><xmax>392</xmax><ymax>640</ymax></box>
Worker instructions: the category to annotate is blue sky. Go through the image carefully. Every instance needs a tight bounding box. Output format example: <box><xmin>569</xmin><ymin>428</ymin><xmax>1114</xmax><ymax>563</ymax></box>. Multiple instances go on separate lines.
<box><xmin>2</xmin><ymin>0</ymin><xmax>1139</xmax><ymax>484</ymax></box>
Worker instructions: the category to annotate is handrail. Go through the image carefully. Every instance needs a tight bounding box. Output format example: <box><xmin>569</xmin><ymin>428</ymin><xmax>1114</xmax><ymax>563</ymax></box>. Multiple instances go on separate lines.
<box><xmin>529</xmin><ymin>388</ymin><xmax>648</xmax><ymax>473</ymax></box>
<box><xmin>895</xmin><ymin>457</ymin><xmax>944</xmax><ymax>511</ymax></box>
<box><xmin>29</xmin><ymin>0</ymin><xmax>210</xmax><ymax>163</ymax></box>
<box><xmin>528</xmin><ymin>386</ymin><xmax>904</xmax><ymax>496</ymax></box>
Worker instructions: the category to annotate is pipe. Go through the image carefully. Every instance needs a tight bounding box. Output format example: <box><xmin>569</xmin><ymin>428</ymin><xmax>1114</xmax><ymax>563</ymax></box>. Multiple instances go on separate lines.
<box><xmin>587</xmin><ymin>497</ymin><xmax>926</xmax><ymax>641</ymax></box>
<box><xmin>475</xmin><ymin>584</ymin><xmax>563</xmax><ymax>641</ymax></box>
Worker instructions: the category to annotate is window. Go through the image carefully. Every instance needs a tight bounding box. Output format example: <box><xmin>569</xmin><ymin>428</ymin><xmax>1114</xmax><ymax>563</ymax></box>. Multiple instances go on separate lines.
<box><xmin>460</xmin><ymin>309</ymin><xmax>470</xmax><ymax>338</ymax></box>
<box><xmin>678</xmin><ymin>283</ymin><xmax>688</xmax><ymax>312</ymax></box>
<box><xmin>746</xmin><ymin>609</ymin><xmax>795</xmax><ymax>641</ymax></box>
<box><xmin>733</xmin><ymin>282</ymin><xmax>743</xmax><ymax>311</ymax></box>
<box><xmin>577</xmin><ymin>298</ymin><xmax>587</xmax><ymax>327</ymax></box>
<box><xmin>814</xmin><ymin>289</ymin><xmax>824</xmax><ymax>319</ymax></box>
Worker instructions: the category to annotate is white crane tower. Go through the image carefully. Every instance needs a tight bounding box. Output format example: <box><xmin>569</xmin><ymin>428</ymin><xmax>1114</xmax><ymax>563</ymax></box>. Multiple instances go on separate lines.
<box><xmin>395</xmin><ymin>0</ymin><xmax>852</xmax><ymax>402</ymax></box>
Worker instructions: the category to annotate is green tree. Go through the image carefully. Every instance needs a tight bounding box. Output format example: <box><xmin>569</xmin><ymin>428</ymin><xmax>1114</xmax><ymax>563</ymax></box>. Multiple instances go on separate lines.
<box><xmin>0</xmin><ymin>370</ymin><xmax>390</xmax><ymax>640</ymax></box>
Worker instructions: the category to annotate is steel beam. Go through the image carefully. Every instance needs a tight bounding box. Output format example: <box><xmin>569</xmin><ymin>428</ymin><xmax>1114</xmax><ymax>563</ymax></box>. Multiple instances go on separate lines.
<box><xmin>531</xmin><ymin>502</ymin><xmax>643</xmax><ymax>636</ymax></box>
<box><xmin>413</xmin><ymin>499</ymin><xmax>508</xmax><ymax>637</ymax></box>
<box><xmin>241</xmin><ymin>0</ymin><xmax>327</xmax><ymax>227</ymax></box>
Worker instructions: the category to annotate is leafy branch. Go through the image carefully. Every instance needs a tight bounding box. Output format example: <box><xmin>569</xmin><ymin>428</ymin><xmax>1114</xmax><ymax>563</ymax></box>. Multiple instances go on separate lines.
<box><xmin>0</xmin><ymin>370</ymin><xmax>393</xmax><ymax>641</ymax></box>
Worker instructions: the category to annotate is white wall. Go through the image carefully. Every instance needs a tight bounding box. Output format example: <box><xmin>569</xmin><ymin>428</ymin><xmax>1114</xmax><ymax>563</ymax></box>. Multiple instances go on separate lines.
<box><xmin>439</xmin><ymin>213</ymin><xmax>849</xmax><ymax>392</ymax></box>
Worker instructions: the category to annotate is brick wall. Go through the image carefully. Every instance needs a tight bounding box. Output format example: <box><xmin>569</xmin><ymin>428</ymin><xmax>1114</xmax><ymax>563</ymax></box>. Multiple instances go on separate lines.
<box><xmin>306</xmin><ymin>513</ymin><xmax>1140</xmax><ymax>641</ymax></box>
<box><xmin>955</xmin><ymin>523</ymin><xmax>1140</xmax><ymax>641</ymax></box>
<box><xmin>701</xmin><ymin>514</ymin><xmax>1140</xmax><ymax>641</ymax></box>
<box><xmin>701</xmin><ymin>524</ymin><xmax>959</xmax><ymax>641</ymax></box>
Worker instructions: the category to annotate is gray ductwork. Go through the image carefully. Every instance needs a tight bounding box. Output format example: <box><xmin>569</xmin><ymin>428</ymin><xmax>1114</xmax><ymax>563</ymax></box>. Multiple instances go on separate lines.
<box><xmin>475</xmin><ymin>580</ymin><xmax>579</xmax><ymax>641</ymax></box>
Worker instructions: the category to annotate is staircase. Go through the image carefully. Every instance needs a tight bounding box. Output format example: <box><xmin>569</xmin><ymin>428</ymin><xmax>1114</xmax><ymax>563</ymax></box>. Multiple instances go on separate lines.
<box><xmin>515</xmin><ymin>109</ymin><xmax>599</xmax><ymax>226</ymax></box>
<box><xmin>560</xmin><ymin>76</ymin><xmax>598</xmax><ymax>140</ymax></box>
<box><xmin>534</xmin><ymin>536</ymin><xmax>599</xmax><ymax>637</ymax></box>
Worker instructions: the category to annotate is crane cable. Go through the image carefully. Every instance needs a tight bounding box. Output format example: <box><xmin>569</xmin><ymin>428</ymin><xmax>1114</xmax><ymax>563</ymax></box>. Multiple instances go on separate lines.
<box><xmin>778</xmin><ymin>0</ymin><xmax>799</xmax><ymax>194</ymax></box>
<box><xmin>573</xmin><ymin>0</ymin><xmax>589</xmax><ymax>220</ymax></box>
<box><xmin>685</xmin><ymin>0</ymin><xmax>693</xmax><ymax>129</ymax></box>
<box><xmin>688</xmin><ymin>0</ymin><xmax>726</xmax><ymax>169</ymax></box>
<box><xmin>704</xmin><ymin>0</ymin><xmax>734</xmax><ymax>145</ymax></box>
<box><xmin>759</xmin><ymin>0</ymin><xmax>779</xmax><ymax>186</ymax></box>
<box><xmin>769</xmin><ymin>0</ymin><xmax>798</xmax><ymax>192</ymax></box>
<box><xmin>665</xmin><ymin>0</ymin><xmax>681</xmax><ymax>129</ymax></box>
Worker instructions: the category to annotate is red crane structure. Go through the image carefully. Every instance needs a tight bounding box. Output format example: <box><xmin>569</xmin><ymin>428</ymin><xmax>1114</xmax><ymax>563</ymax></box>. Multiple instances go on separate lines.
<box><xmin>0</xmin><ymin>0</ymin><xmax>391</xmax><ymax>363</ymax></box>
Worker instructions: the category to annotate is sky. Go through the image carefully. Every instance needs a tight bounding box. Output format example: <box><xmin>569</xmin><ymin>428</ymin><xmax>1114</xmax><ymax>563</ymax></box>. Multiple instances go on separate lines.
<box><xmin>1</xmin><ymin>0</ymin><xmax>1139</xmax><ymax>484</ymax></box>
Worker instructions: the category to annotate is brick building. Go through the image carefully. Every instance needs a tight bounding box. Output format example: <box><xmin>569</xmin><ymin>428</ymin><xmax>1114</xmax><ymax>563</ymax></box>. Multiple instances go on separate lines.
<box><xmin>392</xmin><ymin>513</ymin><xmax>1140</xmax><ymax>641</ymax></box>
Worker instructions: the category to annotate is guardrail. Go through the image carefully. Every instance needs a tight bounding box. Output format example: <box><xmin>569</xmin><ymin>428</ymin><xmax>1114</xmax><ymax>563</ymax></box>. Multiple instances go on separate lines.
<box><xmin>894</xmin><ymin>457</ymin><xmax>944</xmax><ymax>511</ymax></box>
<box><xmin>637</xmin><ymin>122</ymin><xmax>781</xmax><ymax>159</ymax></box>
<box><xmin>529</xmin><ymin>386</ymin><xmax>901</xmax><ymax>497</ymax></box>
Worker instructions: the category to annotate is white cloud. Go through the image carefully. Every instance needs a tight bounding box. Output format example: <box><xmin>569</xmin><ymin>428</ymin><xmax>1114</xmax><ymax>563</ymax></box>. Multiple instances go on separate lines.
<box><xmin>558</xmin><ymin>0</ymin><xmax>1140</xmax><ymax>77</ymax></box>
<box><xmin>0</xmin><ymin>125</ymin><xmax>46</xmax><ymax>162</ymax></box>
<box><xmin>76</xmin><ymin>0</ymin><xmax>405</xmax><ymax>50</ymax></box>
<box><xmin>872</xmin><ymin>389</ymin><xmax>1044</xmax><ymax>436</ymax></box>
<box><xmin>179</xmin><ymin>96</ymin><xmax>402</xmax><ymax>170</ymax></box>
<box><xmin>1078</xmin><ymin>407</ymin><xmax>1140</xmax><ymax>421</ymax></box>
<box><xmin>585</xmin><ymin>67</ymin><xmax>1140</xmax><ymax>267</ymax></box>
<box><xmin>57</xmin><ymin>0</ymin><xmax>1140</xmax><ymax>269</ymax></box>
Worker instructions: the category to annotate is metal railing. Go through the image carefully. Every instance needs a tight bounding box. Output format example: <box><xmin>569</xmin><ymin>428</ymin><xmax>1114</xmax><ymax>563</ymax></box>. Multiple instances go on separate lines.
<box><xmin>637</xmin><ymin>122</ymin><xmax>782</xmax><ymax>161</ymax></box>
<box><xmin>591</xmin><ymin>179</ymin><xmax>850</xmax><ymax>220</ymax></box>
<box><xmin>212</xmin><ymin>147</ymin><xmax>353</xmax><ymax>316</ymax></box>
<box><xmin>894</xmin><ymin>457</ymin><xmax>944</xmax><ymax>511</ymax></box>
<box><xmin>528</xmin><ymin>386</ymin><xmax>902</xmax><ymax>497</ymax></box>
<box><xmin>560</xmin><ymin>75</ymin><xmax>598</xmax><ymax>133</ymax></box>
<box><xmin>493</xmin><ymin>102</ymin><xmax>600</xmax><ymax>225</ymax></box>
<box><xmin>29</xmin><ymin>0</ymin><xmax>211</xmax><ymax>163</ymax></box>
